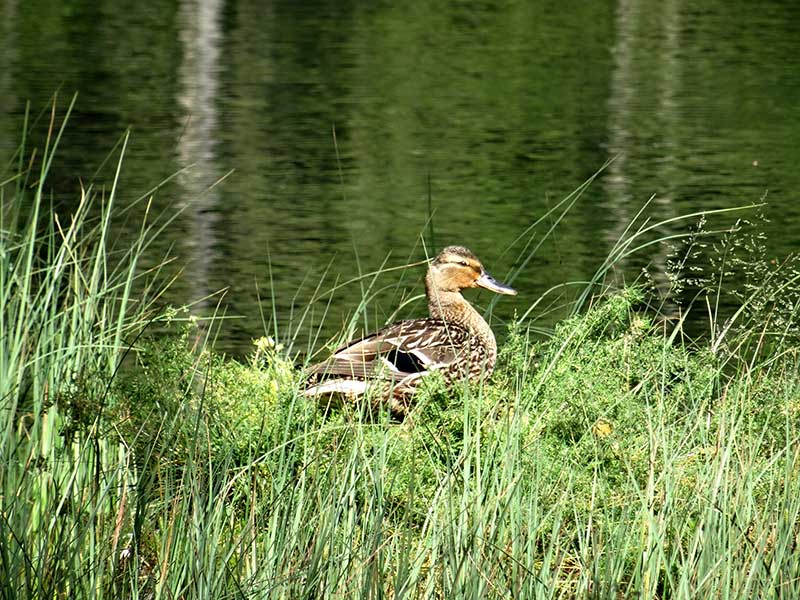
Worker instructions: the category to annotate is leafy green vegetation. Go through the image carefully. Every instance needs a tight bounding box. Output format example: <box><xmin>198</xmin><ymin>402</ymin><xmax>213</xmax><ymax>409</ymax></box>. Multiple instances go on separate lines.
<box><xmin>2</xmin><ymin>111</ymin><xmax>799</xmax><ymax>599</ymax></box>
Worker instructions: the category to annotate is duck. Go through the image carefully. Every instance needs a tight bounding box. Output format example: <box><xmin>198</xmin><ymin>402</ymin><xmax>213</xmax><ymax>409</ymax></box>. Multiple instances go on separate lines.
<box><xmin>304</xmin><ymin>245</ymin><xmax>517</xmax><ymax>415</ymax></box>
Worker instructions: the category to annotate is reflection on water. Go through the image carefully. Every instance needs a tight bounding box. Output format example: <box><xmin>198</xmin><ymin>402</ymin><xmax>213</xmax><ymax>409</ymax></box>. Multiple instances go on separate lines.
<box><xmin>605</xmin><ymin>0</ymin><xmax>683</xmax><ymax>294</ymax></box>
<box><xmin>177</xmin><ymin>0</ymin><xmax>223</xmax><ymax>306</ymax></box>
<box><xmin>0</xmin><ymin>0</ymin><xmax>18</xmax><ymax>163</ymax></box>
<box><xmin>1</xmin><ymin>0</ymin><xmax>799</xmax><ymax>356</ymax></box>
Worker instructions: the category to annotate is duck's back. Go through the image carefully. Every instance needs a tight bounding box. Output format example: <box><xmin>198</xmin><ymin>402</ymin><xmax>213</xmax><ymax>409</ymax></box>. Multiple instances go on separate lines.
<box><xmin>304</xmin><ymin>318</ymin><xmax>485</xmax><ymax>399</ymax></box>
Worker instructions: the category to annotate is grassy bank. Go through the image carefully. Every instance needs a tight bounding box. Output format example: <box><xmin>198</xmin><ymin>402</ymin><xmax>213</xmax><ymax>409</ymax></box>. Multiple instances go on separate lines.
<box><xmin>2</xmin><ymin>112</ymin><xmax>799</xmax><ymax>599</ymax></box>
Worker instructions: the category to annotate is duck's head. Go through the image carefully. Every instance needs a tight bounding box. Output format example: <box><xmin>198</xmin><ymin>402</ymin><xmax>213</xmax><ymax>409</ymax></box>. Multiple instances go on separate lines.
<box><xmin>426</xmin><ymin>246</ymin><xmax>517</xmax><ymax>296</ymax></box>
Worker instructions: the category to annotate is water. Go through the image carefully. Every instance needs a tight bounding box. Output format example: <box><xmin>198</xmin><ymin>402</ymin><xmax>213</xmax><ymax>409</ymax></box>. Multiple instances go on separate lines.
<box><xmin>2</xmin><ymin>0</ymin><xmax>799</xmax><ymax>357</ymax></box>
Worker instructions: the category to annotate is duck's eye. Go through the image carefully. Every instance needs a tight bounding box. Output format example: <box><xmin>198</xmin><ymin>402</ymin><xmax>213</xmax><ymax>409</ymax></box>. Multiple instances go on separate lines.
<box><xmin>458</xmin><ymin>260</ymin><xmax>470</xmax><ymax>267</ymax></box>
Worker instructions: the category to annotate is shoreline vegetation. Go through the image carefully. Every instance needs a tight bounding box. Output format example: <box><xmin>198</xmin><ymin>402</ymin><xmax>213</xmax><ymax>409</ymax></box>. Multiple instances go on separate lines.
<box><xmin>2</xmin><ymin>106</ymin><xmax>799</xmax><ymax>599</ymax></box>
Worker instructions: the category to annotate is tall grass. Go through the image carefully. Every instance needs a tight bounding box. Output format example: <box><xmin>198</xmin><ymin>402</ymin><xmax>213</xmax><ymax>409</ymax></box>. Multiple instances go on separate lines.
<box><xmin>0</xmin><ymin>100</ymin><xmax>175</xmax><ymax>599</ymax></box>
<box><xmin>2</xmin><ymin>104</ymin><xmax>799</xmax><ymax>599</ymax></box>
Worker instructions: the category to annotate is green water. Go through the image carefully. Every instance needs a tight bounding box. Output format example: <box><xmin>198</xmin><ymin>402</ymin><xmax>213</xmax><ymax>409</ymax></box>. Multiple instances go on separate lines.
<box><xmin>2</xmin><ymin>0</ymin><xmax>799</xmax><ymax>356</ymax></box>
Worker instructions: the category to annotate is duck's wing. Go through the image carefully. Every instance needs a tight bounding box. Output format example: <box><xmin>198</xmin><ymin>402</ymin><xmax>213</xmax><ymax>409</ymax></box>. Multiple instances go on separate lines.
<box><xmin>305</xmin><ymin>319</ymin><xmax>469</xmax><ymax>395</ymax></box>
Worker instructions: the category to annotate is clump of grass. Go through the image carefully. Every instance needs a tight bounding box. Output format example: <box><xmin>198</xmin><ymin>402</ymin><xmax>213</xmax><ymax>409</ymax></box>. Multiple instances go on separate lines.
<box><xmin>102</xmin><ymin>284</ymin><xmax>799</xmax><ymax>598</ymax></box>
<box><xmin>0</xmin><ymin>99</ymin><xmax>181</xmax><ymax>599</ymax></box>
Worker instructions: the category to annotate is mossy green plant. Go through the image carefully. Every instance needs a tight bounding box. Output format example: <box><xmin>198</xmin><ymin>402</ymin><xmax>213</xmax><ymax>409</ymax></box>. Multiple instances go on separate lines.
<box><xmin>91</xmin><ymin>273</ymin><xmax>800</xmax><ymax>598</ymax></box>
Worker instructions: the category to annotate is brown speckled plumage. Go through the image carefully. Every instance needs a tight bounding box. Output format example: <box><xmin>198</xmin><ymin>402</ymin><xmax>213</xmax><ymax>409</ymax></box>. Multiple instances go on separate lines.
<box><xmin>304</xmin><ymin>246</ymin><xmax>517</xmax><ymax>416</ymax></box>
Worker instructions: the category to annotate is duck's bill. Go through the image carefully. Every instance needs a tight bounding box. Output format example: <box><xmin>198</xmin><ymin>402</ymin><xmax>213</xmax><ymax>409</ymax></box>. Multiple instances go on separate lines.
<box><xmin>476</xmin><ymin>272</ymin><xmax>517</xmax><ymax>295</ymax></box>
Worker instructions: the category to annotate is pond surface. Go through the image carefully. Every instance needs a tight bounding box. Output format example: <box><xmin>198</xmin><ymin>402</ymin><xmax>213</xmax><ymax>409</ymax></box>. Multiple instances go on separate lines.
<box><xmin>2</xmin><ymin>0</ymin><xmax>799</xmax><ymax>357</ymax></box>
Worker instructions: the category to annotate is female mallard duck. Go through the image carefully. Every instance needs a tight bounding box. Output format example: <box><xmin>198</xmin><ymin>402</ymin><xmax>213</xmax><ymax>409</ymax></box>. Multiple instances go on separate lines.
<box><xmin>304</xmin><ymin>246</ymin><xmax>517</xmax><ymax>415</ymax></box>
